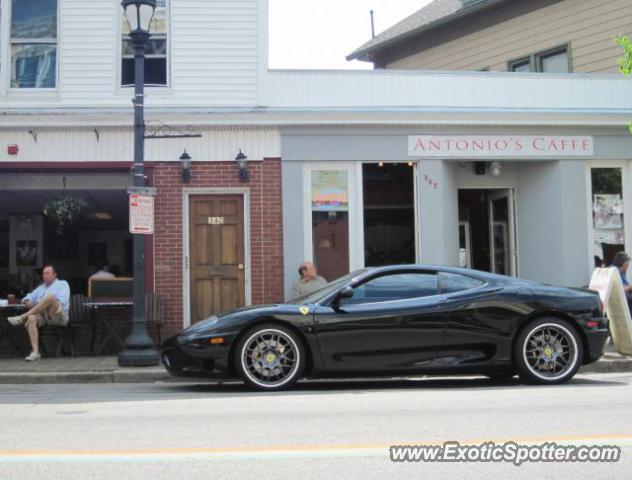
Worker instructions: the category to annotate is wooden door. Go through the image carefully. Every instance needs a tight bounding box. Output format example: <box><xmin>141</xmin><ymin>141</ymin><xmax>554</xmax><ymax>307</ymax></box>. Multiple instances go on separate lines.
<box><xmin>189</xmin><ymin>195</ymin><xmax>245</xmax><ymax>324</ymax></box>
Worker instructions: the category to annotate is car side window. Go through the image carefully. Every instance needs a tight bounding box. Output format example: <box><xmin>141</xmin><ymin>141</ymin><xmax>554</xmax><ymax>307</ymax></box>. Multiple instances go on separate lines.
<box><xmin>438</xmin><ymin>272</ymin><xmax>484</xmax><ymax>294</ymax></box>
<box><xmin>342</xmin><ymin>273</ymin><xmax>438</xmax><ymax>305</ymax></box>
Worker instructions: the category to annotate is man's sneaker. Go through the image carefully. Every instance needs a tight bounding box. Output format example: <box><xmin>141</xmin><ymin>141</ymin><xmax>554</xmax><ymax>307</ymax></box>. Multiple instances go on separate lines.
<box><xmin>7</xmin><ymin>315</ymin><xmax>25</xmax><ymax>326</ymax></box>
<box><xmin>24</xmin><ymin>352</ymin><xmax>41</xmax><ymax>362</ymax></box>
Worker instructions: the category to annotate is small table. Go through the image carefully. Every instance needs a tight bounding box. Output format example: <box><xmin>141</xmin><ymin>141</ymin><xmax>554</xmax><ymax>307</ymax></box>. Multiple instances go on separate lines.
<box><xmin>84</xmin><ymin>299</ymin><xmax>133</xmax><ymax>355</ymax></box>
<box><xmin>0</xmin><ymin>304</ymin><xmax>28</xmax><ymax>355</ymax></box>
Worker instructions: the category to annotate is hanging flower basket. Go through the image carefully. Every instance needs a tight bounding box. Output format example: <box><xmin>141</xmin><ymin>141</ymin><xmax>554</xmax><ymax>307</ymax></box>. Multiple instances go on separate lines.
<box><xmin>43</xmin><ymin>195</ymin><xmax>86</xmax><ymax>234</ymax></box>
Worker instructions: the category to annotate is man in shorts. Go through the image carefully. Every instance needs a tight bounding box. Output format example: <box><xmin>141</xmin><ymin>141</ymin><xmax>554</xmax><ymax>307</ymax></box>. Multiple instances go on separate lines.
<box><xmin>8</xmin><ymin>265</ymin><xmax>70</xmax><ymax>362</ymax></box>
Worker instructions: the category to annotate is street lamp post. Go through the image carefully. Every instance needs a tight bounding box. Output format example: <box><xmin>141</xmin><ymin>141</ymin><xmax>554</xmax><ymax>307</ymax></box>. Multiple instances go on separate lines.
<box><xmin>118</xmin><ymin>0</ymin><xmax>159</xmax><ymax>367</ymax></box>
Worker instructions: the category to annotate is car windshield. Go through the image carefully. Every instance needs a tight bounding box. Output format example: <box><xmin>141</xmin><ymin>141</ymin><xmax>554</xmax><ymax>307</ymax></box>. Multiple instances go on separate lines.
<box><xmin>287</xmin><ymin>269</ymin><xmax>368</xmax><ymax>305</ymax></box>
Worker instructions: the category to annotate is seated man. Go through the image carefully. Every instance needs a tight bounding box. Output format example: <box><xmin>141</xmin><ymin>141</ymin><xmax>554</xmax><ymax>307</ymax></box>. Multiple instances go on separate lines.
<box><xmin>8</xmin><ymin>265</ymin><xmax>70</xmax><ymax>362</ymax></box>
<box><xmin>290</xmin><ymin>261</ymin><xmax>327</xmax><ymax>300</ymax></box>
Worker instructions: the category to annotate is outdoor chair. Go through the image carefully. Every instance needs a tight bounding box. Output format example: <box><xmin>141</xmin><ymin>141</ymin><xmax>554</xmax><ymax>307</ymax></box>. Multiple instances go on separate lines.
<box><xmin>39</xmin><ymin>293</ymin><xmax>90</xmax><ymax>357</ymax></box>
<box><xmin>145</xmin><ymin>293</ymin><xmax>165</xmax><ymax>345</ymax></box>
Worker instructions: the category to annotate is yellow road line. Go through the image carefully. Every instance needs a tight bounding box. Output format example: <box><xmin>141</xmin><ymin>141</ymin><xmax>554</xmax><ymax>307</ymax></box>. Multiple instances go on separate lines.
<box><xmin>1</xmin><ymin>433</ymin><xmax>632</xmax><ymax>457</ymax></box>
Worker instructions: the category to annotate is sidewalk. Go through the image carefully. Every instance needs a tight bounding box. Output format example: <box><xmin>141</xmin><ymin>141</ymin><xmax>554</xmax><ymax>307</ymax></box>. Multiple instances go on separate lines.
<box><xmin>0</xmin><ymin>347</ymin><xmax>629</xmax><ymax>384</ymax></box>
<box><xmin>0</xmin><ymin>356</ymin><xmax>173</xmax><ymax>384</ymax></box>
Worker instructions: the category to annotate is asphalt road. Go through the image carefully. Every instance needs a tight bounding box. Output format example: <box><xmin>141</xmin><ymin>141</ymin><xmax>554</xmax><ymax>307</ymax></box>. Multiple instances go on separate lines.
<box><xmin>1</xmin><ymin>373</ymin><xmax>632</xmax><ymax>480</ymax></box>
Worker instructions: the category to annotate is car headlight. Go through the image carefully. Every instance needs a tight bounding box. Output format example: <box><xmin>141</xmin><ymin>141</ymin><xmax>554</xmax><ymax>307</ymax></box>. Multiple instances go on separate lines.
<box><xmin>184</xmin><ymin>315</ymin><xmax>219</xmax><ymax>333</ymax></box>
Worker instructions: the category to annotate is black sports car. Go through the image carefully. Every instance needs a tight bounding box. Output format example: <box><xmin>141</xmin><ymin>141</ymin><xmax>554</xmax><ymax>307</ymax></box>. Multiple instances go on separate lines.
<box><xmin>161</xmin><ymin>265</ymin><xmax>608</xmax><ymax>391</ymax></box>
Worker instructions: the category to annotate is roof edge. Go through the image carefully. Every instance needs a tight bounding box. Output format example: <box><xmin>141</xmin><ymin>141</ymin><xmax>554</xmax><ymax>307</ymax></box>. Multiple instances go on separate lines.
<box><xmin>346</xmin><ymin>0</ymin><xmax>507</xmax><ymax>62</ymax></box>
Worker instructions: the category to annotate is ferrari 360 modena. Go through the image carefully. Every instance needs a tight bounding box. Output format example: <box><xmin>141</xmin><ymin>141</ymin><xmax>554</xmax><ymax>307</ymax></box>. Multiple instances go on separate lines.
<box><xmin>161</xmin><ymin>265</ymin><xmax>608</xmax><ymax>391</ymax></box>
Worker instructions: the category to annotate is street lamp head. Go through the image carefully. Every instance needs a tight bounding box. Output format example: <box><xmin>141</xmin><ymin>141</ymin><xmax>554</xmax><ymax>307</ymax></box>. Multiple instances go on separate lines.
<box><xmin>122</xmin><ymin>0</ymin><xmax>156</xmax><ymax>34</ymax></box>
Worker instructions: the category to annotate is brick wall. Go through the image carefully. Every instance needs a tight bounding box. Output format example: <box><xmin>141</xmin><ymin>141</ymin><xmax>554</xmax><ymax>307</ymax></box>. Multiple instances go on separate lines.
<box><xmin>151</xmin><ymin>158</ymin><xmax>284</xmax><ymax>339</ymax></box>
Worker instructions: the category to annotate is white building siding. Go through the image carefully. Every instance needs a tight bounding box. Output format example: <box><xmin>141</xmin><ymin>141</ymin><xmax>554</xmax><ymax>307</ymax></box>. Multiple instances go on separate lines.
<box><xmin>261</xmin><ymin>70</ymin><xmax>632</xmax><ymax>114</ymax></box>
<box><xmin>0</xmin><ymin>128</ymin><xmax>280</xmax><ymax>162</ymax></box>
<box><xmin>1</xmin><ymin>0</ymin><xmax>261</xmax><ymax>108</ymax></box>
<box><xmin>59</xmin><ymin>0</ymin><xmax>119</xmax><ymax>99</ymax></box>
<box><xmin>170</xmin><ymin>0</ymin><xmax>260</xmax><ymax>105</ymax></box>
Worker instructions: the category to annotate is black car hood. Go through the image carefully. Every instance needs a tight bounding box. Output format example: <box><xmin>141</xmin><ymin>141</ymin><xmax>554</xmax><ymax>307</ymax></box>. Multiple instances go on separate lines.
<box><xmin>182</xmin><ymin>303</ymin><xmax>285</xmax><ymax>335</ymax></box>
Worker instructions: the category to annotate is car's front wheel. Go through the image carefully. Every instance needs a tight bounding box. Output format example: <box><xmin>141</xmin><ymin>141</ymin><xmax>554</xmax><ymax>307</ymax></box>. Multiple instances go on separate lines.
<box><xmin>515</xmin><ymin>318</ymin><xmax>583</xmax><ymax>385</ymax></box>
<box><xmin>235</xmin><ymin>323</ymin><xmax>305</xmax><ymax>391</ymax></box>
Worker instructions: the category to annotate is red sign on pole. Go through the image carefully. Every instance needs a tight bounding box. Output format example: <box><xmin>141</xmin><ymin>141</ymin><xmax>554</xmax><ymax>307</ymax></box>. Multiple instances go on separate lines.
<box><xmin>129</xmin><ymin>194</ymin><xmax>154</xmax><ymax>234</ymax></box>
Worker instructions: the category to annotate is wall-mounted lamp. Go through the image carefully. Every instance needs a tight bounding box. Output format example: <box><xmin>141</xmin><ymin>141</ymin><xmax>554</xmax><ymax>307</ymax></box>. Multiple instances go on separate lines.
<box><xmin>235</xmin><ymin>149</ymin><xmax>249</xmax><ymax>182</ymax></box>
<box><xmin>180</xmin><ymin>149</ymin><xmax>192</xmax><ymax>183</ymax></box>
<box><xmin>489</xmin><ymin>161</ymin><xmax>502</xmax><ymax>177</ymax></box>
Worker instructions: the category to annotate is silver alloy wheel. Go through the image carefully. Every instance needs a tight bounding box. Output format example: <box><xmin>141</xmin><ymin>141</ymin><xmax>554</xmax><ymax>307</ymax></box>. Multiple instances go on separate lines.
<box><xmin>240</xmin><ymin>328</ymin><xmax>300</xmax><ymax>388</ymax></box>
<box><xmin>522</xmin><ymin>323</ymin><xmax>579</xmax><ymax>381</ymax></box>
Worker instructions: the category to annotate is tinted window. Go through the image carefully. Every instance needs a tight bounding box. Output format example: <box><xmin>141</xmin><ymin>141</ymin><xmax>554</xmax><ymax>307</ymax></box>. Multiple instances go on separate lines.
<box><xmin>439</xmin><ymin>272</ymin><xmax>484</xmax><ymax>294</ymax></box>
<box><xmin>343</xmin><ymin>273</ymin><xmax>438</xmax><ymax>305</ymax></box>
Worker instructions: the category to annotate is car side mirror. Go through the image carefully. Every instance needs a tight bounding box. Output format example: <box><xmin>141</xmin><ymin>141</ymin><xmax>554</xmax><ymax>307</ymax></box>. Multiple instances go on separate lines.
<box><xmin>331</xmin><ymin>286</ymin><xmax>353</xmax><ymax>310</ymax></box>
<box><xmin>336</xmin><ymin>286</ymin><xmax>353</xmax><ymax>304</ymax></box>
<box><xmin>338</xmin><ymin>286</ymin><xmax>354</xmax><ymax>300</ymax></box>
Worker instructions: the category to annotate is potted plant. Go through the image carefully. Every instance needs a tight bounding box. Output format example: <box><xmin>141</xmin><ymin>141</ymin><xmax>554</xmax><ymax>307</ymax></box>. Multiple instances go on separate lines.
<box><xmin>43</xmin><ymin>195</ymin><xmax>86</xmax><ymax>234</ymax></box>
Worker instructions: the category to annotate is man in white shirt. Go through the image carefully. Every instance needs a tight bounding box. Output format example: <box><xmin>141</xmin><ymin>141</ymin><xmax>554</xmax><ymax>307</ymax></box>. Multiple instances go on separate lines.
<box><xmin>8</xmin><ymin>265</ymin><xmax>71</xmax><ymax>362</ymax></box>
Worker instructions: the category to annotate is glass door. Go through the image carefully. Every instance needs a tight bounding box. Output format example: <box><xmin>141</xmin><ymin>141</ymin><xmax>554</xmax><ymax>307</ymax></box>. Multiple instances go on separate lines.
<box><xmin>304</xmin><ymin>163</ymin><xmax>362</xmax><ymax>283</ymax></box>
<box><xmin>488</xmin><ymin>189</ymin><xmax>516</xmax><ymax>276</ymax></box>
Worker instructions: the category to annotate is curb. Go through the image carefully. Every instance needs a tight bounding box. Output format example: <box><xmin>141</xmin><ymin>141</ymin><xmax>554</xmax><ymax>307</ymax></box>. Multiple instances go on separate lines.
<box><xmin>0</xmin><ymin>369</ymin><xmax>172</xmax><ymax>384</ymax></box>
<box><xmin>0</xmin><ymin>359</ymin><xmax>630</xmax><ymax>384</ymax></box>
<box><xmin>580</xmin><ymin>359</ymin><xmax>632</xmax><ymax>374</ymax></box>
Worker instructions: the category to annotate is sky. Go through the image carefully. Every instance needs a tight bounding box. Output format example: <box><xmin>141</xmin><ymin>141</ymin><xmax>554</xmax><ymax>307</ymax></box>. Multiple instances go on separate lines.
<box><xmin>268</xmin><ymin>0</ymin><xmax>433</xmax><ymax>70</ymax></box>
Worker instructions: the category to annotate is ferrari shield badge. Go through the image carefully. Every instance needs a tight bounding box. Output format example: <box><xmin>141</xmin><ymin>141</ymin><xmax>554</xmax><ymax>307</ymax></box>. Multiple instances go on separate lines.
<box><xmin>299</xmin><ymin>306</ymin><xmax>310</xmax><ymax>316</ymax></box>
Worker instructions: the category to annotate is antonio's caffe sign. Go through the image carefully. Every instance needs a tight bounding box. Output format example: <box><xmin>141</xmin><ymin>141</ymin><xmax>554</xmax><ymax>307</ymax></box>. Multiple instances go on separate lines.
<box><xmin>408</xmin><ymin>135</ymin><xmax>594</xmax><ymax>158</ymax></box>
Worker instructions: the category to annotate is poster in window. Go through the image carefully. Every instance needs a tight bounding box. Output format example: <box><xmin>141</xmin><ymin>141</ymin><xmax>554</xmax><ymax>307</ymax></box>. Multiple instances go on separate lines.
<box><xmin>16</xmin><ymin>240</ymin><xmax>38</xmax><ymax>267</ymax></box>
<box><xmin>593</xmin><ymin>194</ymin><xmax>623</xmax><ymax>229</ymax></box>
<box><xmin>311</xmin><ymin>171</ymin><xmax>349</xmax><ymax>212</ymax></box>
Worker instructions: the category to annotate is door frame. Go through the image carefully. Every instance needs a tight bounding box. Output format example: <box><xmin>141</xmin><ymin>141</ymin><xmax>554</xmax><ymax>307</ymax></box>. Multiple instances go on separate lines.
<box><xmin>457</xmin><ymin>187</ymin><xmax>519</xmax><ymax>276</ymax></box>
<box><xmin>302</xmin><ymin>162</ymin><xmax>363</xmax><ymax>272</ymax></box>
<box><xmin>182</xmin><ymin>188</ymin><xmax>251</xmax><ymax>329</ymax></box>
<box><xmin>488</xmin><ymin>189</ymin><xmax>517</xmax><ymax>276</ymax></box>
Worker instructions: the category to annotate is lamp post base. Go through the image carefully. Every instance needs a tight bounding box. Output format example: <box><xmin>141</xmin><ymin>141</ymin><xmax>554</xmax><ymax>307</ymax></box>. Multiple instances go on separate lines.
<box><xmin>118</xmin><ymin>348</ymin><xmax>160</xmax><ymax>367</ymax></box>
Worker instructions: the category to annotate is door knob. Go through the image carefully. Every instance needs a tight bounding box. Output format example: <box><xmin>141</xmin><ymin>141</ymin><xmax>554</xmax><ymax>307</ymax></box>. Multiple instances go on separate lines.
<box><xmin>238</xmin><ymin>264</ymin><xmax>244</xmax><ymax>270</ymax></box>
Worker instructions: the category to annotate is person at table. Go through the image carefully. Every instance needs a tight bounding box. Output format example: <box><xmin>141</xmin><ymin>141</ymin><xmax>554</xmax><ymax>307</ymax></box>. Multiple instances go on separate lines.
<box><xmin>90</xmin><ymin>261</ymin><xmax>115</xmax><ymax>279</ymax></box>
<box><xmin>7</xmin><ymin>265</ymin><xmax>70</xmax><ymax>362</ymax></box>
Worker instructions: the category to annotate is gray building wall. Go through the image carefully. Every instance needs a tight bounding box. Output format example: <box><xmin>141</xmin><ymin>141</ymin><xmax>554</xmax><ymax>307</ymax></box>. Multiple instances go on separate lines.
<box><xmin>282</xmin><ymin>161</ymin><xmax>305</xmax><ymax>299</ymax></box>
<box><xmin>281</xmin><ymin>126</ymin><xmax>631</xmax><ymax>298</ymax></box>
<box><xmin>516</xmin><ymin>160</ymin><xmax>590</xmax><ymax>287</ymax></box>
<box><xmin>418</xmin><ymin>160</ymin><xmax>459</xmax><ymax>266</ymax></box>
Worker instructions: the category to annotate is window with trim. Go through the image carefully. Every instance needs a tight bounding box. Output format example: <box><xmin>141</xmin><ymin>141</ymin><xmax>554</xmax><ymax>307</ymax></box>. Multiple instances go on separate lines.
<box><xmin>10</xmin><ymin>0</ymin><xmax>58</xmax><ymax>88</ymax></box>
<box><xmin>122</xmin><ymin>0</ymin><xmax>168</xmax><ymax>86</ymax></box>
<box><xmin>509</xmin><ymin>46</ymin><xmax>569</xmax><ymax>73</ymax></box>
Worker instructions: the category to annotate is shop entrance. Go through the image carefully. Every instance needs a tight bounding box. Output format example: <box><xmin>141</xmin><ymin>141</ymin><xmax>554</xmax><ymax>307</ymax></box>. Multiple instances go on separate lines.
<box><xmin>362</xmin><ymin>163</ymin><xmax>416</xmax><ymax>266</ymax></box>
<box><xmin>458</xmin><ymin>188</ymin><xmax>516</xmax><ymax>276</ymax></box>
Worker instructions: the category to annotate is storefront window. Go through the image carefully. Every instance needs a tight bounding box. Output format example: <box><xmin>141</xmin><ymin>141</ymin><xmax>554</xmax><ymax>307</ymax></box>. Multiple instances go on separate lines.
<box><xmin>311</xmin><ymin>170</ymin><xmax>349</xmax><ymax>282</ymax></box>
<box><xmin>591</xmin><ymin>168</ymin><xmax>625</xmax><ymax>267</ymax></box>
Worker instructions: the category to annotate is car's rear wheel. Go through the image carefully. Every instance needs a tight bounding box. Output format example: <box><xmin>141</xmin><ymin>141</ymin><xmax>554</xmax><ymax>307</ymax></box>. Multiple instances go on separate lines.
<box><xmin>235</xmin><ymin>324</ymin><xmax>305</xmax><ymax>391</ymax></box>
<box><xmin>515</xmin><ymin>318</ymin><xmax>583</xmax><ymax>385</ymax></box>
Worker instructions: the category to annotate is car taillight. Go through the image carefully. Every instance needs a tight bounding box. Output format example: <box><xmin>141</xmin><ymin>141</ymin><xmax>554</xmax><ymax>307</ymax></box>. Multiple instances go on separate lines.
<box><xmin>585</xmin><ymin>321</ymin><xmax>600</xmax><ymax>328</ymax></box>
